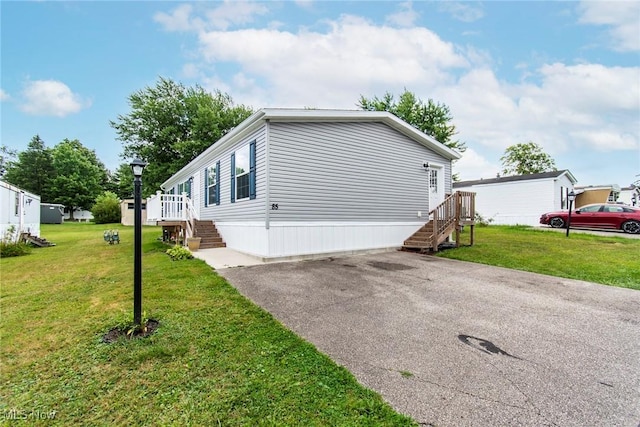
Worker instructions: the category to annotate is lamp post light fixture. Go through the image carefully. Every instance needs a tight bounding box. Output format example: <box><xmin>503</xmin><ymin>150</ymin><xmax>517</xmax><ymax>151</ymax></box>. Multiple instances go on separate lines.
<box><xmin>130</xmin><ymin>158</ymin><xmax>147</xmax><ymax>325</ymax></box>
<box><xmin>566</xmin><ymin>190</ymin><xmax>576</xmax><ymax>237</ymax></box>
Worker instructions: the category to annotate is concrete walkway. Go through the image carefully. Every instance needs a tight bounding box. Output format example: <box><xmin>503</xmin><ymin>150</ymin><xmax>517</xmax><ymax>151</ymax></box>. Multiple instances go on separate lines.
<box><xmin>219</xmin><ymin>251</ymin><xmax>640</xmax><ymax>426</ymax></box>
<box><xmin>190</xmin><ymin>247</ymin><xmax>267</xmax><ymax>269</ymax></box>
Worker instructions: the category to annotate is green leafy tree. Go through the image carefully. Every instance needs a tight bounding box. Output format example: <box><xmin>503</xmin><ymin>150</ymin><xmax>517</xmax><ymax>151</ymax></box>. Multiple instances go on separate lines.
<box><xmin>92</xmin><ymin>191</ymin><xmax>121</xmax><ymax>224</ymax></box>
<box><xmin>49</xmin><ymin>139</ymin><xmax>107</xmax><ymax>219</ymax></box>
<box><xmin>110</xmin><ymin>163</ymin><xmax>136</xmax><ymax>199</ymax></box>
<box><xmin>110</xmin><ymin>77</ymin><xmax>253</xmax><ymax>196</ymax></box>
<box><xmin>3</xmin><ymin>135</ymin><xmax>55</xmax><ymax>200</ymax></box>
<box><xmin>500</xmin><ymin>142</ymin><xmax>557</xmax><ymax>176</ymax></box>
<box><xmin>0</xmin><ymin>145</ymin><xmax>17</xmax><ymax>178</ymax></box>
<box><xmin>358</xmin><ymin>90</ymin><xmax>466</xmax><ymax>154</ymax></box>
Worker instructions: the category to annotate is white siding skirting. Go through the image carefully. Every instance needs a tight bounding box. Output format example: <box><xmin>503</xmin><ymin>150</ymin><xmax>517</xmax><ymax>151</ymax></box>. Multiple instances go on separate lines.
<box><xmin>215</xmin><ymin>221</ymin><xmax>424</xmax><ymax>259</ymax></box>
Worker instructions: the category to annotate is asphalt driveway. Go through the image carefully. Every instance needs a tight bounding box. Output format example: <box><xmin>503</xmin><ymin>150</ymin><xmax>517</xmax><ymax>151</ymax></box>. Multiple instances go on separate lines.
<box><xmin>220</xmin><ymin>252</ymin><xmax>640</xmax><ymax>426</ymax></box>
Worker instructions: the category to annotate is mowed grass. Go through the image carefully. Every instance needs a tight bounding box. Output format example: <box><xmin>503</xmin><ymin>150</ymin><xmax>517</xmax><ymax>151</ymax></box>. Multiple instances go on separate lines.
<box><xmin>437</xmin><ymin>225</ymin><xmax>640</xmax><ymax>290</ymax></box>
<box><xmin>1</xmin><ymin>223</ymin><xmax>414</xmax><ymax>426</ymax></box>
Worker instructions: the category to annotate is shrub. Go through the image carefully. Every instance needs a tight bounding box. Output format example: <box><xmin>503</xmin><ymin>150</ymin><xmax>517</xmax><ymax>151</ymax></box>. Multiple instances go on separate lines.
<box><xmin>92</xmin><ymin>191</ymin><xmax>121</xmax><ymax>224</ymax></box>
<box><xmin>0</xmin><ymin>226</ymin><xmax>31</xmax><ymax>258</ymax></box>
<box><xmin>166</xmin><ymin>246</ymin><xmax>194</xmax><ymax>261</ymax></box>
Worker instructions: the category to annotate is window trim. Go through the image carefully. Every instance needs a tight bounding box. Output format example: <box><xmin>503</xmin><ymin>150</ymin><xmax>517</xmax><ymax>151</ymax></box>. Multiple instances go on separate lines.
<box><xmin>232</xmin><ymin>141</ymin><xmax>256</xmax><ymax>202</ymax></box>
<box><xmin>206</xmin><ymin>161</ymin><xmax>220</xmax><ymax>206</ymax></box>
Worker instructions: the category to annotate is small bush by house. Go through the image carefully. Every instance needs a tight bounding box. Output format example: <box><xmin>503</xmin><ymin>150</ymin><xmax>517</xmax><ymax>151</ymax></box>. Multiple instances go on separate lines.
<box><xmin>92</xmin><ymin>191</ymin><xmax>121</xmax><ymax>224</ymax></box>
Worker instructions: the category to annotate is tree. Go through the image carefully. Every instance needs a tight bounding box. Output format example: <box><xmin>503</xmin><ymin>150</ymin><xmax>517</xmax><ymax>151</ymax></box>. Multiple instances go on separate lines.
<box><xmin>92</xmin><ymin>191</ymin><xmax>121</xmax><ymax>224</ymax></box>
<box><xmin>3</xmin><ymin>135</ymin><xmax>55</xmax><ymax>200</ymax></box>
<box><xmin>358</xmin><ymin>90</ymin><xmax>466</xmax><ymax>154</ymax></box>
<box><xmin>110</xmin><ymin>77</ymin><xmax>253</xmax><ymax>196</ymax></box>
<box><xmin>500</xmin><ymin>142</ymin><xmax>557</xmax><ymax>176</ymax></box>
<box><xmin>49</xmin><ymin>139</ymin><xmax>107</xmax><ymax>219</ymax></box>
<box><xmin>0</xmin><ymin>145</ymin><xmax>17</xmax><ymax>178</ymax></box>
<box><xmin>110</xmin><ymin>163</ymin><xmax>136</xmax><ymax>199</ymax></box>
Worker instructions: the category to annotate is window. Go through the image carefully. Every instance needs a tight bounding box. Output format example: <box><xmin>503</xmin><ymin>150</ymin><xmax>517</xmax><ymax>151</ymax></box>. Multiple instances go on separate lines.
<box><xmin>127</xmin><ymin>203</ymin><xmax>147</xmax><ymax>210</ymax></box>
<box><xmin>580</xmin><ymin>205</ymin><xmax>602</xmax><ymax>213</ymax></box>
<box><xmin>430</xmin><ymin>169</ymin><xmax>438</xmax><ymax>192</ymax></box>
<box><xmin>604</xmin><ymin>205</ymin><xmax>623</xmax><ymax>213</ymax></box>
<box><xmin>15</xmin><ymin>193</ymin><xmax>19</xmax><ymax>216</ymax></box>
<box><xmin>206</xmin><ymin>162</ymin><xmax>220</xmax><ymax>206</ymax></box>
<box><xmin>231</xmin><ymin>141</ymin><xmax>256</xmax><ymax>202</ymax></box>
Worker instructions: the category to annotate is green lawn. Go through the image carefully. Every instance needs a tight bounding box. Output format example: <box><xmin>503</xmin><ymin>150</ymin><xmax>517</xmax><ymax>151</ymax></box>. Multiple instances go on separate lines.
<box><xmin>1</xmin><ymin>223</ymin><xmax>414</xmax><ymax>426</ymax></box>
<box><xmin>438</xmin><ymin>225</ymin><xmax>640</xmax><ymax>290</ymax></box>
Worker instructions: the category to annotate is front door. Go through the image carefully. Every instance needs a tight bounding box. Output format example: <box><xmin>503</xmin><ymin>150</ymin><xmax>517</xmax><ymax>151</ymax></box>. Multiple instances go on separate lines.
<box><xmin>429</xmin><ymin>164</ymin><xmax>445</xmax><ymax>212</ymax></box>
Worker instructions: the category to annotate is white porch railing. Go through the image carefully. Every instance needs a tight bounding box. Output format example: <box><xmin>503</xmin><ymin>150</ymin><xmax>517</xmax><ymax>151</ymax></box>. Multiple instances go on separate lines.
<box><xmin>146</xmin><ymin>191</ymin><xmax>198</xmax><ymax>240</ymax></box>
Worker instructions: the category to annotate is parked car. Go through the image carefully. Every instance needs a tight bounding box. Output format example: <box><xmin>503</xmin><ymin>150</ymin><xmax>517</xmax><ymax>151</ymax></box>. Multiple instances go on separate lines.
<box><xmin>540</xmin><ymin>203</ymin><xmax>640</xmax><ymax>234</ymax></box>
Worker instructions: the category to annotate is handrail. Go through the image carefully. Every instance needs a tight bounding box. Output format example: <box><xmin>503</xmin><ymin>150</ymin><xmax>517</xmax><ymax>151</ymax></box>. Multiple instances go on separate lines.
<box><xmin>146</xmin><ymin>192</ymin><xmax>199</xmax><ymax>244</ymax></box>
<box><xmin>429</xmin><ymin>191</ymin><xmax>476</xmax><ymax>250</ymax></box>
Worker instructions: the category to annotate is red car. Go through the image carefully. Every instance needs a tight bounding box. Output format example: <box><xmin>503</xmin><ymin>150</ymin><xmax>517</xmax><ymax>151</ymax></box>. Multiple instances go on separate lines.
<box><xmin>540</xmin><ymin>203</ymin><xmax>640</xmax><ymax>234</ymax></box>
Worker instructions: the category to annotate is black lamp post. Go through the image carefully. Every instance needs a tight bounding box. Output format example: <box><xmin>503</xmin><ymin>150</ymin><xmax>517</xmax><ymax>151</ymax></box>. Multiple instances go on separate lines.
<box><xmin>130</xmin><ymin>158</ymin><xmax>147</xmax><ymax>325</ymax></box>
<box><xmin>566</xmin><ymin>190</ymin><xmax>576</xmax><ymax>237</ymax></box>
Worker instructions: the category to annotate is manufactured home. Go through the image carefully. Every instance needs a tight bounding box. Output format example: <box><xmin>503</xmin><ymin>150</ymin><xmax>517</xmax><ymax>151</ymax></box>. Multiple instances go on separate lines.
<box><xmin>453</xmin><ymin>170</ymin><xmax>577</xmax><ymax>227</ymax></box>
<box><xmin>148</xmin><ymin>109</ymin><xmax>473</xmax><ymax>259</ymax></box>
<box><xmin>0</xmin><ymin>180</ymin><xmax>41</xmax><ymax>239</ymax></box>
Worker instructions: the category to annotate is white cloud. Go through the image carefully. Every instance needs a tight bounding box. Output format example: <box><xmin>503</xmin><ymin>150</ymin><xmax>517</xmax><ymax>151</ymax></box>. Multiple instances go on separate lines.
<box><xmin>19</xmin><ymin>80</ymin><xmax>89</xmax><ymax>117</ymax></box>
<box><xmin>0</xmin><ymin>89</ymin><xmax>9</xmax><ymax>101</ymax></box>
<box><xmin>437</xmin><ymin>63</ymin><xmax>639</xmax><ymax>155</ymax></box>
<box><xmin>154</xmin><ymin>4</ymin><xmax>202</xmax><ymax>32</ymax></box>
<box><xmin>455</xmin><ymin>148</ymin><xmax>501</xmax><ymax>181</ymax></box>
<box><xmin>196</xmin><ymin>14</ymin><xmax>468</xmax><ymax>107</ymax></box>
<box><xmin>438</xmin><ymin>2</ymin><xmax>484</xmax><ymax>23</ymax></box>
<box><xmin>385</xmin><ymin>2</ymin><xmax>419</xmax><ymax>28</ymax></box>
<box><xmin>154</xmin><ymin>1</ymin><xmax>269</xmax><ymax>32</ymax></box>
<box><xmin>578</xmin><ymin>1</ymin><xmax>640</xmax><ymax>51</ymax></box>
<box><xmin>205</xmin><ymin>1</ymin><xmax>268</xmax><ymax>30</ymax></box>
<box><xmin>159</xmin><ymin>7</ymin><xmax>639</xmax><ymax>181</ymax></box>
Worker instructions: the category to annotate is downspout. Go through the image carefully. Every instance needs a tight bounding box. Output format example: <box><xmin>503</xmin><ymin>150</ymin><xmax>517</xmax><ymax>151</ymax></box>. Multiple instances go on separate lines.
<box><xmin>265</xmin><ymin>119</ymin><xmax>270</xmax><ymax>230</ymax></box>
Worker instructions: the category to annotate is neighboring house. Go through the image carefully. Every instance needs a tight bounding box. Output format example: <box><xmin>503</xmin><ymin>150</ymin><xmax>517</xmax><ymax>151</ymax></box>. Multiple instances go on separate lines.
<box><xmin>615</xmin><ymin>185</ymin><xmax>638</xmax><ymax>207</ymax></box>
<box><xmin>41</xmin><ymin>203</ymin><xmax>65</xmax><ymax>224</ymax></box>
<box><xmin>64</xmin><ymin>207</ymin><xmax>94</xmax><ymax>222</ymax></box>
<box><xmin>0</xmin><ymin>180</ymin><xmax>41</xmax><ymax>239</ymax></box>
<box><xmin>120</xmin><ymin>199</ymin><xmax>148</xmax><ymax>226</ymax></box>
<box><xmin>574</xmin><ymin>184</ymin><xmax>621</xmax><ymax>208</ymax></box>
<box><xmin>150</xmin><ymin>108</ymin><xmax>461</xmax><ymax>259</ymax></box>
<box><xmin>453</xmin><ymin>170</ymin><xmax>577</xmax><ymax>227</ymax></box>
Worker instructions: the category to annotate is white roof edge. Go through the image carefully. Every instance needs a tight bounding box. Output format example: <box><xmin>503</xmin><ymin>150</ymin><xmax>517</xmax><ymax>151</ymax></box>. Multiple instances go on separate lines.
<box><xmin>560</xmin><ymin>170</ymin><xmax>578</xmax><ymax>184</ymax></box>
<box><xmin>162</xmin><ymin>108</ymin><xmax>461</xmax><ymax>188</ymax></box>
<box><xmin>0</xmin><ymin>180</ymin><xmax>41</xmax><ymax>199</ymax></box>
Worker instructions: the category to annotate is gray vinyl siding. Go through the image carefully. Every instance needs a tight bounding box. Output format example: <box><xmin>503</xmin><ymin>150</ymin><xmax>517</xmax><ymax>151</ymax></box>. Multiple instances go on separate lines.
<box><xmin>268</xmin><ymin>122</ymin><xmax>451</xmax><ymax>222</ymax></box>
<box><xmin>198</xmin><ymin>127</ymin><xmax>266</xmax><ymax>222</ymax></box>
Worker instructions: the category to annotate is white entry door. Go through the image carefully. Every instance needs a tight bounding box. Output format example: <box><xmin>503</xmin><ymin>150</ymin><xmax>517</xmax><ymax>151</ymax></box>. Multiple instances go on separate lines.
<box><xmin>429</xmin><ymin>164</ymin><xmax>445</xmax><ymax>211</ymax></box>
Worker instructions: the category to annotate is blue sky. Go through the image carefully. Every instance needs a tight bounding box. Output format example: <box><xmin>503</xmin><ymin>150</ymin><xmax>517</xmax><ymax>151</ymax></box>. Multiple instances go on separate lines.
<box><xmin>2</xmin><ymin>1</ymin><xmax>639</xmax><ymax>187</ymax></box>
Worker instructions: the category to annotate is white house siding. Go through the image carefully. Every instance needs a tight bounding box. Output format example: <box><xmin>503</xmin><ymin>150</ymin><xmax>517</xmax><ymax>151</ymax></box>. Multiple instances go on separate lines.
<box><xmin>198</xmin><ymin>126</ymin><xmax>266</xmax><ymax>222</ymax></box>
<box><xmin>268</xmin><ymin>121</ymin><xmax>450</xmax><ymax>221</ymax></box>
<box><xmin>0</xmin><ymin>181</ymin><xmax>40</xmax><ymax>238</ymax></box>
<box><xmin>252</xmin><ymin>121</ymin><xmax>451</xmax><ymax>258</ymax></box>
<box><xmin>454</xmin><ymin>174</ymin><xmax>575</xmax><ymax>226</ymax></box>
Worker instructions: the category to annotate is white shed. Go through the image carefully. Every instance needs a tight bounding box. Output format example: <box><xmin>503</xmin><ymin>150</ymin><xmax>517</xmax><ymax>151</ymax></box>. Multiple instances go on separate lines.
<box><xmin>453</xmin><ymin>170</ymin><xmax>577</xmax><ymax>226</ymax></box>
<box><xmin>0</xmin><ymin>180</ymin><xmax>41</xmax><ymax>240</ymax></box>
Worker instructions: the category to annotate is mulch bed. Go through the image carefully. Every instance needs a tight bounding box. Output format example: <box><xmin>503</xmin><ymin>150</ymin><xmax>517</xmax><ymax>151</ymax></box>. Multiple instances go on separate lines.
<box><xmin>102</xmin><ymin>319</ymin><xmax>159</xmax><ymax>343</ymax></box>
